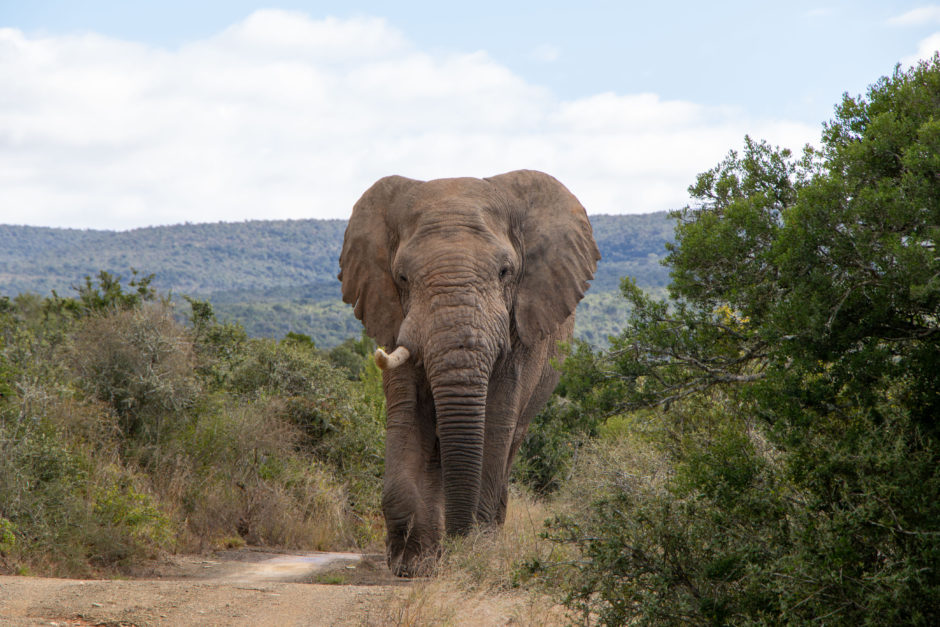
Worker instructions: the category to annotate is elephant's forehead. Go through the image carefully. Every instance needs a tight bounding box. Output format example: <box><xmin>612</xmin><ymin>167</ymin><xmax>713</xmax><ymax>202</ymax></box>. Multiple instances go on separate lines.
<box><xmin>397</xmin><ymin>178</ymin><xmax>505</xmax><ymax>216</ymax></box>
<box><xmin>397</xmin><ymin>200</ymin><xmax>510</xmax><ymax>242</ymax></box>
<box><xmin>406</xmin><ymin>208</ymin><xmax>510</xmax><ymax>247</ymax></box>
<box><xmin>411</xmin><ymin>176</ymin><xmax>494</xmax><ymax>201</ymax></box>
<box><xmin>394</xmin><ymin>213</ymin><xmax>515</xmax><ymax>271</ymax></box>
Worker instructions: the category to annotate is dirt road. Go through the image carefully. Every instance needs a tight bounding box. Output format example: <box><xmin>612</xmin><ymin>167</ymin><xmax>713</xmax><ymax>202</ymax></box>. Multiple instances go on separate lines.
<box><xmin>0</xmin><ymin>550</ymin><xmax>406</xmax><ymax>626</ymax></box>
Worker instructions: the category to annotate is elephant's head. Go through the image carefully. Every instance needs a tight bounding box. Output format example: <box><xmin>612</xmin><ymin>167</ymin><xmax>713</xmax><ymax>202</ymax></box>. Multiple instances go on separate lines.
<box><xmin>338</xmin><ymin>170</ymin><xmax>598</xmax><ymax>570</ymax></box>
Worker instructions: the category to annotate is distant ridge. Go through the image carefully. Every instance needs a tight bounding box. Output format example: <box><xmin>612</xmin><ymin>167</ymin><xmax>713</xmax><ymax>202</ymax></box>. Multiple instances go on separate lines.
<box><xmin>1</xmin><ymin>213</ymin><xmax>673</xmax><ymax>346</ymax></box>
<box><xmin>0</xmin><ymin>219</ymin><xmax>348</xmax><ymax>297</ymax></box>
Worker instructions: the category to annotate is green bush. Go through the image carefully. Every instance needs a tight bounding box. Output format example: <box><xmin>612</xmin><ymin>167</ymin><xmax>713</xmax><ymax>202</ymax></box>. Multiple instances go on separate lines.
<box><xmin>0</xmin><ymin>275</ymin><xmax>388</xmax><ymax>575</ymax></box>
<box><xmin>67</xmin><ymin>304</ymin><xmax>198</xmax><ymax>440</ymax></box>
<box><xmin>0</xmin><ymin>397</ymin><xmax>172</xmax><ymax>575</ymax></box>
<box><xmin>513</xmin><ymin>397</ymin><xmax>585</xmax><ymax>495</ymax></box>
<box><xmin>327</xmin><ymin>332</ymin><xmax>376</xmax><ymax>380</ymax></box>
<box><xmin>537</xmin><ymin>59</ymin><xmax>940</xmax><ymax>625</ymax></box>
<box><xmin>143</xmin><ymin>308</ymin><xmax>386</xmax><ymax>550</ymax></box>
<box><xmin>156</xmin><ymin>397</ymin><xmax>355</xmax><ymax>549</ymax></box>
<box><xmin>0</xmin><ymin>517</ymin><xmax>15</xmax><ymax>554</ymax></box>
<box><xmin>513</xmin><ymin>341</ymin><xmax>603</xmax><ymax>495</ymax></box>
<box><xmin>216</xmin><ymin>334</ymin><xmax>385</xmax><ymax>514</ymax></box>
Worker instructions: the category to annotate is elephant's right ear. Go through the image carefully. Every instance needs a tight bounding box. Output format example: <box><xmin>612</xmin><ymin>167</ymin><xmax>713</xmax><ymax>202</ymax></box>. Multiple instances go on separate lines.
<box><xmin>339</xmin><ymin>176</ymin><xmax>420</xmax><ymax>349</ymax></box>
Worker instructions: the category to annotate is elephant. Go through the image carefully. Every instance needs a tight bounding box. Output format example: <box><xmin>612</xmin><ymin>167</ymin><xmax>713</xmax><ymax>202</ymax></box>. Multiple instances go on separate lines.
<box><xmin>338</xmin><ymin>169</ymin><xmax>599</xmax><ymax>576</ymax></box>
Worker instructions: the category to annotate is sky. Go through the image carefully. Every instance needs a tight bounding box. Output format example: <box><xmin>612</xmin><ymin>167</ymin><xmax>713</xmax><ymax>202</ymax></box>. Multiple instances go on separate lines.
<box><xmin>1</xmin><ymin>1</ymin><xmax>938</xmax><ymax>230</ymax></box>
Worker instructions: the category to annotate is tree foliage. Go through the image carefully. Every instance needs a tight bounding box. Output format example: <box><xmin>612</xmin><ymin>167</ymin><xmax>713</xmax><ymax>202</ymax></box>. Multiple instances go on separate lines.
<box><xmin>543</xmin><ymin>57</ymin><xmax>940</xmax><ymax>624</ymax></box>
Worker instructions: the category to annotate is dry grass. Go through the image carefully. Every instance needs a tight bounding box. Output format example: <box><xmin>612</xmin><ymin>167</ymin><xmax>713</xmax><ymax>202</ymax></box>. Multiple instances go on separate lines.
<box><xmin>555</xmin><ymin>425</ymin><xmax>672</xmax><ymax>515</ymax></box>
<box><xmin>367</xmin><ymin>581</ymin><xmax>567</xmax><ymax>627</ymax></box>
<box><xmin>360</xmin><ymin>491</ymin><xmax>572</xmax><ymax>626</ymax></box>
<box><xmin>141</xmin><ymin>397</ymin><xmax>362</xmax><ymax>553</ymax></box>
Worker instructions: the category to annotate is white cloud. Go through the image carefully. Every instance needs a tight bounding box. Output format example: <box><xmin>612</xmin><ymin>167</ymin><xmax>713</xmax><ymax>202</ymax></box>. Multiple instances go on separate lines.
<box><xmin>888</xmin><ymin>5</ymin><xmax>940</xmax><ymax>26</ymax></box>
<box><xmin>889</xmin><ymin>6</ymin><xmax>940</xmax><ymax>67</ymax></box>
<box><xmin>901</xmin><ymin>33</ymin><xmax>940</xmax><ymax>66</ymax></box>
<box><xmin>0</xmin><ymin>10</ymin><xmax>818</xmax><ymax>230</ymax></box>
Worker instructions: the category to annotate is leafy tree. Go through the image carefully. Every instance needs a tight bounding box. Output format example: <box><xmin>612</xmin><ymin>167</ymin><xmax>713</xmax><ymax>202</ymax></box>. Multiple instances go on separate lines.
<box><xmin>547</xmin><ymin>57</ymin><xmax>940</xmax><ymax>624</ymax></box>
<box><xmin>73</xmin><ymin>269</ymin><xmax>157</xmax><ymax>313</ymax></box>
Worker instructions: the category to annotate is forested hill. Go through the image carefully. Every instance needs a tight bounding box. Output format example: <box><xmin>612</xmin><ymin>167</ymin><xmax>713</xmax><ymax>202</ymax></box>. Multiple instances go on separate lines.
<box><xmin>0</xmin><ymin>219</ymin><xmax>349</xmax><ymax>297</ymax></box>
<box><xmin>1</xmin><ymin>213</ymin><xmax>672</xmax><ymax>297</ymax></box>
<box><xmin>1</xmin><ymin>212</ymin><xmax>673</xmax><ymax>345</ymax></box>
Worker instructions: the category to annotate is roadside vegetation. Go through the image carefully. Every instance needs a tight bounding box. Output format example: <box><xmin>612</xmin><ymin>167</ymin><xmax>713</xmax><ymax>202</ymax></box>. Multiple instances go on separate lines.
<box><xmin>511</xmin><ymin>56</ymin><xmax>940</xmax><ymax>624</ymax></box>
<box><xmin>1</xmin><ymin>58</ymin><xmax>937</xmax><ymax>625</ymax></box>
<box><xmin>0</xmin><ymin>271</ymin><xmax>386</xmax><ymax>577</ymax></box>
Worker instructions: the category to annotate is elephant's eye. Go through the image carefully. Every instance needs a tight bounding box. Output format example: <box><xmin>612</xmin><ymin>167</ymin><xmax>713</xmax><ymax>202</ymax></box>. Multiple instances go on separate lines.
<box><xmin>499</xmin><ymin>266</ymin><xmax>510</xmax><ymax>280</ymax></box>
<box><xmin>398</xmin><ymin>273</ymin><xmax>408</xmax><ymax>284</ymax></box>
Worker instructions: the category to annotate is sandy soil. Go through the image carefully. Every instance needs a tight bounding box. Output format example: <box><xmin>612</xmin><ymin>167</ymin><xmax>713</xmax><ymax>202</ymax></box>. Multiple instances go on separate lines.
<box><xmin>0</xmin><ymin>550</ymin><xmax>407</xmax><ymax>626</ymax></box>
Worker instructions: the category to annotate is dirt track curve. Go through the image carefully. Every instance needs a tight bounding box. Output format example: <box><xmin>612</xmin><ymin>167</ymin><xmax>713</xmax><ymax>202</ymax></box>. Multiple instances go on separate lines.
<box><xmin>0</xmin><ymin>550</ymin><xmax>406</xmax><ymax>626</ymax></box>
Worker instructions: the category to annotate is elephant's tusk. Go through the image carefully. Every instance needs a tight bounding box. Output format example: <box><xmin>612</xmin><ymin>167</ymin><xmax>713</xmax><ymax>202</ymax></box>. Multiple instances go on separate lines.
<box><xmin>375</xmin><ymin>346</ymin><xmax>410</xmax><ymax>370</ymax></box>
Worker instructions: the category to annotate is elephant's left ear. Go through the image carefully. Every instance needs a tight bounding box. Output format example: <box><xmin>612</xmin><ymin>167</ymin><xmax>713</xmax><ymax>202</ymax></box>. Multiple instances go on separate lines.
<box><xmin>487</xmin><ymin>170</ymin><xmax>600</xmax><ymax>346</ymax></box>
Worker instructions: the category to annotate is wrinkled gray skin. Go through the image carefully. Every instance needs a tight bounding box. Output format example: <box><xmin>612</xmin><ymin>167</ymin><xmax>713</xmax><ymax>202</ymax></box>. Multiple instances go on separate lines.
<box><xmin>339</xmin><ymin>170</ymin><xmax>599</xmax><ymax>577</ymax></box>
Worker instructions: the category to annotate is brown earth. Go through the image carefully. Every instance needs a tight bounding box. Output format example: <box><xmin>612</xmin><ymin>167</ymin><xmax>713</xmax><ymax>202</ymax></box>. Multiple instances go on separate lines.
<box><xmin>0</xmin><ymin>550</ymin><xmax>410</xmax><ymax>627</ymax></box>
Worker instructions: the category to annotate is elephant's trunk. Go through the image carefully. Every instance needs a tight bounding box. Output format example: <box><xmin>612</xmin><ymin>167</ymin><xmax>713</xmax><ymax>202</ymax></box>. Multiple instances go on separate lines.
<box><xmin>430</xmin><ymin>361</ymin><xmax>489</xmax><ymax>535</ymax></box>
<box><xmin>423</xmin><ymin>314</ymin><xmax>501</xmax><ymax>536</ymax></box>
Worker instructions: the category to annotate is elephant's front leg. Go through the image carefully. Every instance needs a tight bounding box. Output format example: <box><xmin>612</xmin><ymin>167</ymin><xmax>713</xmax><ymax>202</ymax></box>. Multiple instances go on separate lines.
<box><xmin>478</xmin><ymin>419</ymin><xmax>514</xmax><ymax>525</ymax></box>
<box><xmin>478</xmin><ymin>340</ymin><xmax>562</xmax><ymax>525</ymax></box>
<box><xmin>477</xmin><ymin>358</ymin><xmax>525</xmax><ymax>526</ymax></box>
<box><xmin>382</xmin><ymin>366</ymin><xmax>443</xmax><ymax>577</ymax></box>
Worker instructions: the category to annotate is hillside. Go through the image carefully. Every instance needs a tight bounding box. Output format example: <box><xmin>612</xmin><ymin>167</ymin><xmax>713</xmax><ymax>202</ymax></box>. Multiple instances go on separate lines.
<box><xmin>0</xmin><ymin>219</ymin><xmax>349</xmax><ymax>296</ymax></box>
<box><xmin>1</xmin><ymin>212</ymin><xmax>673</xmax><ymax>346</ymax></box>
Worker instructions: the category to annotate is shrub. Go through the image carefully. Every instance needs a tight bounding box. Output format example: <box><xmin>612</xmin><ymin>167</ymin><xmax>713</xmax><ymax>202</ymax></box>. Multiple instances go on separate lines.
<box><xmin>513</xmin><ymin>341</ymin><xmax>603</xmax><ymax>495</ymax></box>
<box><xmin>221</xmin><ymin>336</ymin><xmax>386</xmax><ymax>519</ymax></box>
<box><xmin>542</xmin><ymin>406</ymin><xmax>789</xmax><ymax>625</ymax></box>
<box><xmin>149</xmin><ymin>397</ymin><xmax>355</xmax><ymax>550</ymax></box>
<box><xmin>1</xmin><ymin>281</ymin><xmax>389</xmax><ymax>574</ymax></box>
<box><xmin>0</xmin><ymin>396</ymin><xmax>173</xmax><ymax>576</ymax></box>
<box><xmin>67</xmin><ymin>304</ymin><xmax>198</xmax><ymax>441</ymax></box>
<box><xmin>326</xmin><ymin>332</ymin><xmax>376</xmax><ymax>380</ymax></box>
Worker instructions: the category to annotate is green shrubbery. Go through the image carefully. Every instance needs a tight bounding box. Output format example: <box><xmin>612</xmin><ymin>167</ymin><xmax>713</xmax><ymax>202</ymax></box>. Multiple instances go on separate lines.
<box><xmin>69</xmin><ymin>304</ymin><xmax>199</xmax><ymax>440</ymax></box>
<box><xmin>513</xmin><ymin>341</ymin><xmax>604</xmax><ymax>495</ymax></box>
<box><xmin>0</xmin><ymin>272</ymin><xmax>385</xmax><ymax>576</ymax></box>
<box><xmin>521</xmin><ymin>57</ymin><xmax>940</xmax><ymax>624</ymax></box>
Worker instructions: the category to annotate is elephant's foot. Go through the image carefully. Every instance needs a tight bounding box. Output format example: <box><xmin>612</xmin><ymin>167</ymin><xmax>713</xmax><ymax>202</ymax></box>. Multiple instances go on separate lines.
<box><xmin>387</xmin><ymin>546</ymin><xmax>441</xmax><ymax>577</ymax></box>
<box><xmin>385</xmin><ymin>514</ymin><xmax>442</xmax><ymax>577</ymax></box>
<box><xmin>387</xmin><ymin>538</ymin><xmax>442</xmax><ymax>577</ymax></box>
<box><xmin>476</xmin><ymin>482</ymin><xmax>509</xmax><ymax>526</ymax></box>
